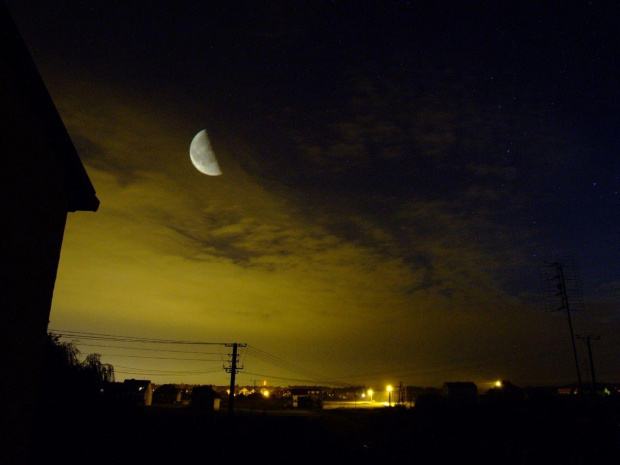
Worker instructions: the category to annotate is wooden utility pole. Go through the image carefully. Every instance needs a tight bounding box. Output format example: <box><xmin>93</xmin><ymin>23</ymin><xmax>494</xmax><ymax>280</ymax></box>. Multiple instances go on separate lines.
<box><xmin>228</xmin><ymin>343</ymin><xmax>237</xmax><ymax>416</ymax></box>
<box><xmin>224</xmin><ymin>342</ymin><xmax>246</xmax><ymax>416</ymax></box>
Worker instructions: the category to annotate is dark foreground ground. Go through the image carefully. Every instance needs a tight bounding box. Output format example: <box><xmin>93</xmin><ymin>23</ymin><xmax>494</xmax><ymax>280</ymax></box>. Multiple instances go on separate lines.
<box><xmin>30</xmin><ymin>396</ymin><xmax>620</xmax><ymax>464</ymax></box>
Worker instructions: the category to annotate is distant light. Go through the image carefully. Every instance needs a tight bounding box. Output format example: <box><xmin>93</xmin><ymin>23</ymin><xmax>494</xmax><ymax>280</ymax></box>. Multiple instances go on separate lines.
<box><xmin>495</xmin><ymin>380</ymin><xmax>503</xmax><ymax>388</ymax></box>
<box><xmin>387</xmin><ymin>385</ymin><xmax>393</xmax><ymax>392</ymax></box>
<box><xmin>263</xmin><ymin>390</ymin><xmax>270</xmax><ymax>398</ymax></box>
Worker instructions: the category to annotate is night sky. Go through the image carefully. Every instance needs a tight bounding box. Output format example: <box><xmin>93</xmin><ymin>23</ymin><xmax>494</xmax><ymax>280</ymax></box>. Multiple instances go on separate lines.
<box><xmin>6</xmin><ymin>1</ymin><xmax>619</xmax><ymax>389</ymax></box>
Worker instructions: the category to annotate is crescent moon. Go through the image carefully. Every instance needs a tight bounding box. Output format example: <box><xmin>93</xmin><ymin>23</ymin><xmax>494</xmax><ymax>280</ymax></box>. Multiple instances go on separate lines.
<box><xmin>190</xmin><ymin>129</ymin><xmax>222</xmax><ymax>176</ymax></box>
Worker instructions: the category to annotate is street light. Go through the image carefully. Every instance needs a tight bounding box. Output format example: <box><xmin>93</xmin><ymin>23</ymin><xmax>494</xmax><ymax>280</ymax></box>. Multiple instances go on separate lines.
<box><xmin>387</xmin><ymin>385</ymin><xmax>393</xmax><ymax>407</ymax></box>
<box><xmin>368</xmin><ymin>389</ymin><xmax>373</xmax><ymax>402</ymax></box>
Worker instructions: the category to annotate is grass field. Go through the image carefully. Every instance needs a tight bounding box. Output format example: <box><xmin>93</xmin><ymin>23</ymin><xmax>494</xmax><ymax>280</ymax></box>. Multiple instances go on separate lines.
<box><xmin>30</xmin><ymin>396</ymin><xmax>620</xmax><ymax>464</ymax></box>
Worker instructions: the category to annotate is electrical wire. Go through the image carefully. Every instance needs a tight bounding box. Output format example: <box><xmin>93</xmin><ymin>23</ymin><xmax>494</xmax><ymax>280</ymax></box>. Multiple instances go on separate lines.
<box><xmin>77</xmin><ymin>343</ymin><xmax>225</xmax><ymax>355</ymax></box>
<box><xmin>90</xmin><ymin>353</ymin><xmax>227</xmax><ymax>362</ymax></box>
<box><xmin>47</xmin><ymin>329</ymin><xmax>574</xmax><ymax>387</ymax></box>
<box><xmin>49</xmin><ymin>329</ymin><xmax>230</xmax><ymax>345</ymax></box>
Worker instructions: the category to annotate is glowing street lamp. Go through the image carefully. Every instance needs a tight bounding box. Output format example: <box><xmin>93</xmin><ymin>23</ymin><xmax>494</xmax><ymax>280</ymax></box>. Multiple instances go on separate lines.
<box><xmin>368</xmin><ymin>389</ymin><xmax>374</xmax><ymax>402</ymax></box>
<box><xmin>387</xmin><ymin>385</ymin><xmax>393</xmax><ymax>407</ymax></box>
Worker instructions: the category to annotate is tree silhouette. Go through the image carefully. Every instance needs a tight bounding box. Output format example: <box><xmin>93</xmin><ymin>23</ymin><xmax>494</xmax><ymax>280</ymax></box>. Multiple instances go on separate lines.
<box><xmin>82</xmin><ymin>353</ymin><xmax>115</xmax><ymax>384</ymax></box>
<box><xmin>36</xmin><ymin>333</ymin><xmax>115</xmax><ymax>410</ymax></box>
<box><xmin>29</xmin><ymin>334</ymin><xmax>117</xmax><ymax>462</ymax></box>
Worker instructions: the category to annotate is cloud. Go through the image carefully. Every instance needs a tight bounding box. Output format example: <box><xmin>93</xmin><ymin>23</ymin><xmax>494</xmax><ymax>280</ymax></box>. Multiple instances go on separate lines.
<box><xmin>38</xmin><ymin>29</ymin><xmax>615</xmax><ymax>387</ymax></box>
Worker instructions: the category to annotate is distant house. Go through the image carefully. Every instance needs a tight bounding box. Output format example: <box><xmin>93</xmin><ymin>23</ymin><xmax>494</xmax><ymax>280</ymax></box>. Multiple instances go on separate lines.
<box><xmin>0</xmin><ymin>4</ymin><xmax>99</xmax><ymax>463</ymax></box>
<box><xmin>443</xmin><ymin>382</ymin><xmax>478</xmax><ymax>406</ymax></box>
<box><xmin>153</xmin><ymin>384</ymin><xmax>183</xmax><ymax>405</ymax></box>
<box><xmin>104</xmin><ymin>380</ymin><xmax>153</xmax><ymax>407</ymax></box>
<box><xmin>289</xmin><ymin>387</ymin><xmax>323</xmax><ymax>409</ymax></box>
<box><xmin>238</xmin><ymin>387</ymin><xmax>252</xmax><ymax>396</ymax></box>
<box><xmin>191</xmin><ymin>385</ymin><xmax>221</xmax><ymax>411</ymax></box>
<box><xmin>152</xmin><ymin>384</ymin><xmax>192</xmax><ymax>406</ymax></box>
<box><xmin>123</xmin><ymin>379</ymin><xmax>153</xmax><ymax>406</ymax></box>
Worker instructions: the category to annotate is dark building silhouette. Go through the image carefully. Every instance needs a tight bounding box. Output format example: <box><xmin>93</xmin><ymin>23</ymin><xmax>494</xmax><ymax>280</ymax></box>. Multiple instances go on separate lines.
<box><xmin>103</xmin><ymin>380</ymin><xmax>154</xmax><ymax>407</ymax></box>
<box><xmin>191</xmin><ymin>385</ymin><xmax>221</xmax><ymax>411</ymax></box>
<box><xmin>153</xmin><ymin>383</ymin><xmax>184</xmax><ymax>405</ymax></box>
<box><xmin>0</xmin><ymin>4</ymin><xmax>99</xmax><ymax>463</ymax></box>
<box><xmin>443</xmin><ymin>381</ymin><xmax>478</xmax><ymax>406</ymax></box>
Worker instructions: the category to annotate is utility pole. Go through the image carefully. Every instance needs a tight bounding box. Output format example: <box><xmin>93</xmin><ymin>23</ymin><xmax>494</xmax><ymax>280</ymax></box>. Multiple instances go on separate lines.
<box><xmin>224</xmin><ymin>342</ymin><xmax>246</xmax><ymax>416</ymax></box>
<box><xmin>577</xmin><ymin>335</ymin><xmax>600</xmax><ymax>396</ymax></box>
<box><xmin>548</xmin><ymin>262</ymin><xmax>583</xmax><ymax>395</ymax></box>
<box><xmin>398</xmin><ymin>381</ymin><xmax>404</xmax><ymax>405</ymax></box>
<box><xmin>556</xmin><ymin>263</ymin><xmax>583</xmax><ymax>395</ymax></box>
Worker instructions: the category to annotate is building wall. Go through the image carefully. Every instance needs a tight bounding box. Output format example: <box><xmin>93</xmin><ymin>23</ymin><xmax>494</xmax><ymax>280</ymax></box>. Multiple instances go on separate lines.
<box><xmin>1</xmin><ymin>8</ymin><xmax>72</xmax><ymax>462</ymax></box>
<box><xmin>0</xmin><ymin>133</ymin><xmax>69</xmax><ymax>463</ymax></box>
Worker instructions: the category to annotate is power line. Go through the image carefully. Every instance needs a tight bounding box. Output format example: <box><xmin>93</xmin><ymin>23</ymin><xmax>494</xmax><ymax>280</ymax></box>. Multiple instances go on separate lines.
<box><xmin>49</xmin><ymin>329</ymin><xmax>578</xmax><ymax>388</ymax></box>
<box><xmin>114</xmin><ymin>365</ymin><xmax>224</xmax><ymax>376</ymax></box>
<box><xmin>49</xmin><ymin>329</ymin><xmax>243</xmax><ymax>386</ymax></box>
<box><xmin>54</xmin><ymin>331</ymin><xmax>348</xmax><ymax>385</ymax></box>
<box><xmin>49</xmin><ymin>329</ymin><xmax>229</xmax><ymax>345</ymax></box>
<box><xmin>245</xmin><ymin>345</ymin><xmax>349</xmax><ymax>385</ymax></box>
<box><xmin>91</xmin><ymin>353</ymin><xmax>226</xmax><ymax>362</ymax></box>
<box><xmin>114</xmin><ymin>364</ymin><xmax>223</xmax><ymax>374</ymax></box>
<box><xmin>76</xmin><ymin>343</ymin><xmax>225</xmax><ymax>355</ymax></box>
